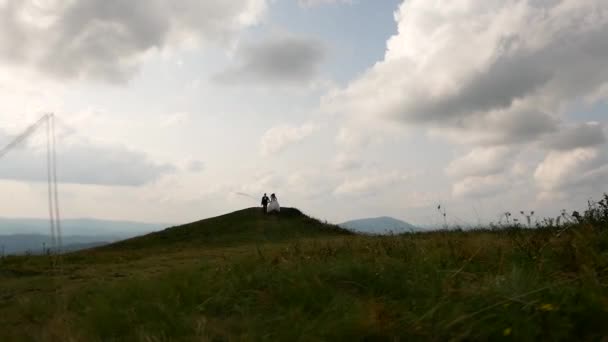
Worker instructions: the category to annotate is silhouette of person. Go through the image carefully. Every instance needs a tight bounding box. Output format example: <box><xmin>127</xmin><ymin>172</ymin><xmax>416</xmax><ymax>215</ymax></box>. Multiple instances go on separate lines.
<box><xmin>261</xmin><ymin>193</ymin><xmax>269</xmax><ymax>213</ymax></box>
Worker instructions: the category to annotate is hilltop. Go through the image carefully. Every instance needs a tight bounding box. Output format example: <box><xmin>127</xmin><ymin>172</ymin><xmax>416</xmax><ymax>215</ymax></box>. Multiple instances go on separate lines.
<box><xmin>1</xmin><ymin>203</ymin><xmax>608</xmax><ymax>341</ymax></box>
<box><xmin>106</xmin><ymin>207</ymin><xmax>351</xmax><ymax>250</ymax></box>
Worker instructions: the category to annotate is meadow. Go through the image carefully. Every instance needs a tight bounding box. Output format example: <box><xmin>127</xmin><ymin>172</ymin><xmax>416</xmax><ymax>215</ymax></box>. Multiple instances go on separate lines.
<box><xmin>1</xmin><ymin>197</ymin><xmax>607</xmax><ymax>341</ymax></box>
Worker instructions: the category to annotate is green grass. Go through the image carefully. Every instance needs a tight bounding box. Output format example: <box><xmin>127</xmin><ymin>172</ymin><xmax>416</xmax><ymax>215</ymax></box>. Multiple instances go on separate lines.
<box><xmin>1</xmin><ymin>207</ymin><xmax>608</xmax><ymax>341</ymax></box>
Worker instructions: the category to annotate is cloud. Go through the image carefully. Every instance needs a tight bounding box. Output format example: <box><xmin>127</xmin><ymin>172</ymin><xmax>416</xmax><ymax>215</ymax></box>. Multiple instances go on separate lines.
<box><xmin>534</xmin><ymin>146</ymin><xmax>608</xmax><ymax>197</ymax></box>
<box><xmin>428</xmin><ymin>107</ymin><xmax>559</xmax><ymax>146</ymax></box>
<box><xmin>0</xmin><ymin>131</ymin><xmax>174</xmax><ymax>186</ymax></box>
<box><xmin>185</xmin><ymin>159</ymin><xmax>205</xmax><ymax>173</ymax></box>
<box><xmin>162</xmin><ymin>112</ymin><xmax>191</xmax><ymax>127</ymax></box>
<box><xmin>325</xmin><ymin>0</ymin><xmax>608</xmax><ymax>146</ymax></box>
<box><xmin>446</xmin><ymin>146</ymin><xmax>516</xmax><ymax>179</ymax></box>
<box><xmin>214</xmin><ymin>34</ymin><xmax>326</xmax><ymax>85</ymax></box>
<box><xmin>323</xmin><ymin>0</ymin><xmax>608</xmax><ymax>204</ymax></box>
<box><xmin>0</xmin><ymin>0</ymin><xmax>267</xmax><ymax>82</ymax></box>
<box><xmin>334</xmin><ymin>171</ymin><xmax>411</xmax><ymax>197</ymax></box>
<box><xmin>451</xmin><ymin>159</ymin><xmax>533</xmax><ymax>199</ymax></box>
<box><xmin>333</xmin><ymin>153</ymin><xmax>363</xmax><ymax>172</ymax></box>
<box><xmin>542</xmin><ymin>122</ymin><xmax>606</xmax><ymax>151</ymax></box>
<box><xmin>452</xmin><ymin>174</ymin><xmax>510</xmax><ymax>199</ymax></box>
<box><xmin>259</xmin><ymin>123</ymin><xmax>318</xmax><ymax>156</ymax></box>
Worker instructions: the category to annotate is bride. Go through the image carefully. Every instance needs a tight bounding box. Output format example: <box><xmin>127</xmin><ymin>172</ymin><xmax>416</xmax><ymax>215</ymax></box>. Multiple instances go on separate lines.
<box><xmin>267</xmin><ymin>193</ymin><xmax>280</xmax><ymax>213</ymax></box>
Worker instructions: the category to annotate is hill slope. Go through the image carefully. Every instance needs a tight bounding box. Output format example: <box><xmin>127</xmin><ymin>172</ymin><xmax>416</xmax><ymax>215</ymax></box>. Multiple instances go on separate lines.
<box><xmin>107</xmin><ymin>207</ymin><xmax>351</xmax><ymax>250</ymax></box>
<box><xmin>340</xmin><ymin>216</ymin><xmax>420</xmax><ymax>234</ymax></box>
<box><xmin>2</xmin><ymin>204</ymin><xmax>608</xmax><ymax>341</ymax></box>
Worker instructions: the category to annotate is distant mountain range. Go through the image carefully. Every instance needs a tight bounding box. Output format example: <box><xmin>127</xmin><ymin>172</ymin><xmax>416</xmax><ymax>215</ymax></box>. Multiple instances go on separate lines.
<box><xmin>339</xmin><ymin>216</ymin><xmax>422</xmax><ymax>235</ymax></box>
<box><xmin>0</xmin><ymin>218</ymin><xmax>167</xmax><ymax>236</ymax></box>
<box><xmin>0</xmin><ymin>218</ymin><xmax>168</xmax><ymax>255</ymax></box>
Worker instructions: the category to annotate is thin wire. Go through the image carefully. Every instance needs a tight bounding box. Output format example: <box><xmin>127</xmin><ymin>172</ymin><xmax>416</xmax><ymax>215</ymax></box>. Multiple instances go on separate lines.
<box><xmin>51</xmin><ymin>114</ymin><xmax>62</xmax><ymax>251</ymax></box>
<box><xmin>45</xmin><ymin>115</ymin><xmax>57</xmax><ymax>249</ymax></box>
<box><xmin>0</xmin><ymin>115</ymin><xmax>48</xmax><ymax>159</ymax></box>
<box><xmin>0</xmin><ymin>114</ymin><xmax>62</xmax><ymax>253</ymax></box>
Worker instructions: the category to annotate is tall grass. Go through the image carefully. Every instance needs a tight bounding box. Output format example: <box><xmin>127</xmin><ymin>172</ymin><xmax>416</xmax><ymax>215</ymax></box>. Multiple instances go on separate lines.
<box><xmin>1</xmin><ymin>197</ymin><xmax>607</xmax><ymax>340</ymax></box>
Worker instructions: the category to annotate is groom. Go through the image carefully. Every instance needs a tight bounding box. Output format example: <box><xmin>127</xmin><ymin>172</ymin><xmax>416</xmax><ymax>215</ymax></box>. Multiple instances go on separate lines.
<box><xmin>261</xmin><ymin>193</ymin><xmax>269</xmax><ymax>214</ymax></box>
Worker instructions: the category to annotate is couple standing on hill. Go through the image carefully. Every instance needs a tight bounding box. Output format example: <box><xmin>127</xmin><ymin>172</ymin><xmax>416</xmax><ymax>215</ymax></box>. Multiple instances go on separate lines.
<box><xmin>261</xmin><ymin>193</ymin><xmax>280</xmax><ymax>214</ymax></box>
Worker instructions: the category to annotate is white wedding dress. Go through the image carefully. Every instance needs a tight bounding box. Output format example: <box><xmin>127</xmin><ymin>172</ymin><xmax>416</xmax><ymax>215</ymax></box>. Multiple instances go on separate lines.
<box><xmin>267</xmin><ymin>198</ymin><xmax>281</xmax><ymax>213</ymax></box>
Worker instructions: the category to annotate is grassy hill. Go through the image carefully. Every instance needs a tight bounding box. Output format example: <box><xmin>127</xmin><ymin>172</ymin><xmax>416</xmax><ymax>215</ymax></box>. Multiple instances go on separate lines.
<box><xmin>107</xmin><ymin>207</ymin><xmax>351</xmax><ymax>250</ymax></box>
<box><xmin>1</xmin><ymin>204</ymin><xmax>608</xmax><ymax>341</ymax></box>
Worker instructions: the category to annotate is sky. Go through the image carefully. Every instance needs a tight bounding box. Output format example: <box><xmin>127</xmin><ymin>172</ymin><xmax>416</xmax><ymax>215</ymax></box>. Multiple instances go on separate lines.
<box><xmin>0</xmin><ymin>0</ymin><xmax>606</xmax><ymax>228</ymax></box>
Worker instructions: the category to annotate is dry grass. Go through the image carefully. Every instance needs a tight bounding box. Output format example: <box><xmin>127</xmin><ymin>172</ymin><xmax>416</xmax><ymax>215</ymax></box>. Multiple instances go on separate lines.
<box><xmin>1</xmin><ymin>204</ymin><xmax>608</xmax><ymax>341</ymax></box>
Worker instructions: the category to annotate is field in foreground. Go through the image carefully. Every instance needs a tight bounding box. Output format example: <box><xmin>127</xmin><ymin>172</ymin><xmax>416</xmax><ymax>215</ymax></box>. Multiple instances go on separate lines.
<box><xmin>1</xmin><ymin>207</ymin><xmax>608</xmax><ymax>341</ymax></box>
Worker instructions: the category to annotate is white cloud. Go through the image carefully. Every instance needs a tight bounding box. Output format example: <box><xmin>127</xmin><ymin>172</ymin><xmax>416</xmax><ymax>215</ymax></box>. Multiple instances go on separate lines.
<box><xmin>446</xmin><ymin>146</ymin><xmax>516</xmax><ymax>179</ymax></box>
<box><xmin>183</xmin><ymin>159</ymin><xmax>205</xmax><ymax>173</ymax></box>
<box><xmin>334</xmin><ymin>171</ymin><xmax>411</xmax><ymax>197</ymax></box>
<box><xmin>286</xmin><ymin>169</ymin><xmax>336</xmax><ymax>199</ymax></box>
<box><xmin>333</xmin><ymin>153</ymin><xmax>363</xmax><ymax>172</ymax></box>
<box><xmin>451</xmin><ymin>158</ymin><xmax>535</xmax><ymax>199</ymax></box>
<box><xmin>162</xmin><ymin>112</ymin><xmax>191</xmax><ymax>127</ymax></box>
<box><xmin>542</xmin><ymin>122</ymin><xmax>606</xmax><ymax>151</ymax></box>
<box><xmin>324</xmin><ymin>0</ymin><xmax>608</xmax><ymax>205</ymax></box>
<box><xmin>534</xmin><ymin>146</ymin><xmax>608</xmax><ymax>197</ymax></box>
<box><xmin>452</xmin><ymin>174</ymin><xmax>510</xmax><ymax>199</ymax></box>
<box><xmin>259</xmin><ymin>123</ymin><xmax>319</xmax><ymax>156</ymax></box>
<box><xmin>0</xmin><ymin>131</ymin><xmax>175</xmax><ymax>186</ymax></box>
<box><xmin>325</xmin><ymin>0</ymin><xmax>608</xmax><ymax>145</ymax></box>
<box><xmin>0</xmin><ymin>0</ymin><xmax>267</xmax><ymax>82</ymax></box>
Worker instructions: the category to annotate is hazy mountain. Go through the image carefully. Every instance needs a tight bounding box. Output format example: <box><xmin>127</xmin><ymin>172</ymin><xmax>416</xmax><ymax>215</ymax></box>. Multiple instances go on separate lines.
<box><xmin>0</xmin><ymin>218</ymin><xmax>167</xmax><ymax>236</ymax></box>
<box><xmin>339</xmin><ymin>217</ymin><xmax>421</xmax><ymax>235</ymax></box>
<box><xmin>0</xmin><ymin>218</ymin><xmax>168</xmax><ymax>255</ymax></box>
<box><xmin>0</xmin><ymin>234</ymin><xmax>113</xmax><ymax>255</ymax></box>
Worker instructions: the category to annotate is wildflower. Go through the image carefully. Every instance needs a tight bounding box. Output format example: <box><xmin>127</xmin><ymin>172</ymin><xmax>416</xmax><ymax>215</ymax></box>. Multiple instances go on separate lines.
<box><xmin>539</xmin><ymin>303</ymin><xmax>556</xmax><ymax>312</ymax></box>
<box><xmin>503</xmin><ymin>328</ymin><xmax>512</xmax><ymax>336</ymax></box>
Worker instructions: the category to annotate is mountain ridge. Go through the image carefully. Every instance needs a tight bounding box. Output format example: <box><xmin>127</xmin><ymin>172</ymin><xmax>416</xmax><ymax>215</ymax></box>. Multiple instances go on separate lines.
<box><xmin>0</xmin><ymin>217</ymin><xmax>167</xmax><ymax>236</ymax></box>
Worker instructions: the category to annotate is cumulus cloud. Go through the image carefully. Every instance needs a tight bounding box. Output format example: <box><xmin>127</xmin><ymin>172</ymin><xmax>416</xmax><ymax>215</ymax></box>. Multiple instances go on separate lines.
<box><xmin>0</xmin><ymin>0</ymin><xmax>267</xmax><ymax>82</ymax></box>
<box><xmin>542</xmin><ymin>122</ymin><xmax>606</xmax><ymax>151</ymax></box>
<box><xmin>333</xmin><ymin>153</ymin><xmax>363</xmax><ymax>172</ymax></box>
<box><xmin>0</xmin><ymin>131</ymin><xmax>174</xmax><ymax>186</ymax></box>
<box><xmin>334</xmin><ymin>171</ymin><xmax>411</xmax><ymax>197</ymax></box>
<box><xmin>324</xmin><ymin>0</ymin><xmax>608</xmax><ymax>203</ymax></box>
<box><xmin>451</xmin><ymin>160</ymin><xmax>533</xmax><ymax>199</ymax></box>
<box><xmin>428</xmin><ymin>107</ymin><xmax>559</xmax><ymax>146</ymax></box>
<box><xmin>452</xmin><ymin>174</ymin><xmax>510</xmax><ymax>199</ymax></box>
<box><xmin>162</xmin><ymin>112</ymin><xmax>191</xmax><ymax>127</ymax></box>
<box><xmin>446</xmin><ymin>146</ymin><xmax>516</xmax><ymax>179</ymax></box>
<box><xmin>534</xmin><ymin>147</ymin><xmax>608</xmax><ymax>197</ymax></box>
<box><xmin>215</xmin><ymin>34</ymin><xmax>326</xmax><ymax>85</ymax></box>
<box><xmin>533</xmin><ymin>123</ymin><xmax>608</xmax><ymax>197</ymax></box>
<box><xmin>185</xmin><ymin>159</ymin><xmax>205</xmax><ymax>173</ymax></box>
<box><xmin>259</xmin><ymin>123</ymin><xmax>318</xmax><ymax>156</ymax></box>
<box><xmin>325</xmin><ymin>0</ymin><xmax>608</xmax><ymax>145</ymax></box>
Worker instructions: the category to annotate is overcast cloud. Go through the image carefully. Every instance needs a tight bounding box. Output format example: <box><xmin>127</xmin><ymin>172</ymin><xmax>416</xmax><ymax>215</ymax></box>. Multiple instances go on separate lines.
<box><xmin>0</xmin><ymin>0</ymin><xmax>267</xmax><ymax>82</ymax></box>
<box><xmin>326</xmin><ymin>0</ymin><xmax>608</xmax><ymax>199</ymax></box>
<box><xmin>0</xmin><ymin>130</ymin><xmax>174</xmax><ymax>186</ymax></box>
<box><xmin>0</xmin><ymin>0</ymin><xmax>606</xmax><ymax>225</ymax></box>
